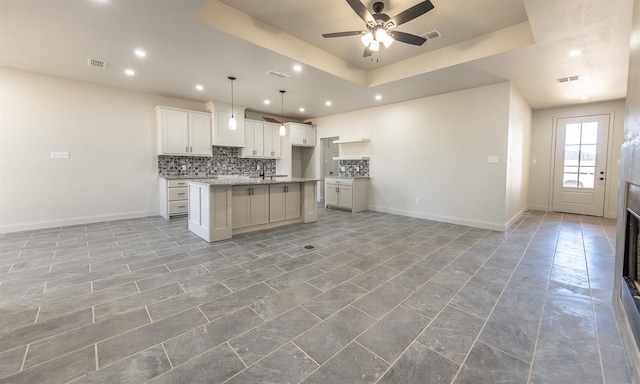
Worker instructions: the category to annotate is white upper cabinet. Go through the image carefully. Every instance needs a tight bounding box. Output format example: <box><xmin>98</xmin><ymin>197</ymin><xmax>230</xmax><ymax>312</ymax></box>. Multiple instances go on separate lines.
<box><xmin>156</xmin><ymin>106</ymin><xmax>212</xmax><ymax>156</ymax></box>
<box><xmin>288</xmin><ymin>123</ymin><xmax>316</xmax><ymax>147</ymax></box>
<box><xmin>241</xmin><ymin>120</ymin><xmax>264</xmax><ymax>157</ymax></box>
<box><xmin>263</xmin><ymin>123</ymin><xmax>282</xmax><ymax>158</ymax></box>
<box><xmin>207</xmin><ymin>101</ymin><xmax>245</xmax><ymax>147</ymax></box>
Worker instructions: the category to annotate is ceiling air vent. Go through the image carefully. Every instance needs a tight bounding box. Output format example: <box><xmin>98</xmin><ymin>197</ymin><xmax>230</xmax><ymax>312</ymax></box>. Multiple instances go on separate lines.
<box><xmin>420</xmin><ymin>29</ymin><xmax>442</xmax><ymax>40</ymax></box>
<box><xmin>267</xmin><ymin>70</ymin><xmax>290</xmax><ymax>79</ymax></box>
<box><xmin>87</xmin><ymin>58</ymin><xmax>108</xmax><ymax>69</ymax></box>
<box><xmin>557</xmin><ymin>75</ymin><xmax>581</xmax><ymax>83</ymax></box>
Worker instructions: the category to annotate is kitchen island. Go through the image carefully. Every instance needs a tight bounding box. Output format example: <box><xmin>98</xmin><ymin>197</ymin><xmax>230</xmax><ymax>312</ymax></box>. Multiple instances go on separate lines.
<box><xmin>187</xmin><ymin>177</ymin><xmax>318</xmax><ymax>242</ymax></box>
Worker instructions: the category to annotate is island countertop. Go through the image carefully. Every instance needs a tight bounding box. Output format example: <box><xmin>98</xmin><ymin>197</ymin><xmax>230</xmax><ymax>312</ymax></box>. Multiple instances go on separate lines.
<box><xmin>188</xmin><ymin>177</ymin><xmax>319</xmax><ymax>186</ymax></box>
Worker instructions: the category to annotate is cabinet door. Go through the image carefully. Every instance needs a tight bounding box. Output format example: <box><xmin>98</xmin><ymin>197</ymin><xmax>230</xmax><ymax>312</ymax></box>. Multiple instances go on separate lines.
<box><xmin>188</xmin><ymin>113</ymin><xmax>212</xmax><ymax>155</ymax></box>
<box><xmin>214</xmin><ymin>107</ymin><xmax>245</xmax><ymax>147</ymax></box>
<box><xmin>162</xmin><ymin>109</ymin><xmax>189</xmax><ymax>154</ymax></box>
<box><xmin>290</xmin><ymin>125</ymin><xmax>304</xmax><ymax>146</ymax></box>
<box><xmin>303</xmin><ymin>126</ymin><xmax>316</xmax><ymax>147</ymax></box>
<box><xmin>232</xmin><ymin>186</ymin><xmax>251</xmax><ymax>229</ymax></box>
<box><xmin>263</xmin><ymin>124</ymin><xmax>274</xmax><ymax>158</ymax></box>
<box><xmin>270</xmin><ymin>124</ymin><xmax>282</xmax><ymax>158</ymax></box>
<box><xmin>269</xmin><ymin>185</ymin><xmax>286</xmax><ymax>223</ymax></box>
<box><xmin>250</xmin><ymin>185</ymin><xmax>269</xmax><ymax>225</ymax></box>
<box><xmin>338</xmin><ymin>185</ymin><xmax>353</xmax><ymax>210</ymax></box>
<box><xmin>325</xmin><ymin>183</ymin><xmax>338</xmax><ymax>207</ymax></box>
<box><xmin>285</xmin><ymin>183</ymin><xmax>301</xmax><ymax>220</ymax></box>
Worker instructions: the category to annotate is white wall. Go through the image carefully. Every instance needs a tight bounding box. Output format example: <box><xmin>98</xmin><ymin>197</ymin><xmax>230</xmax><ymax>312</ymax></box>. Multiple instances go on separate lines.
<box><xmin>505</xmin><ymin>83</ymin><xmax>532</xmax><ymax>226</ymax></box>
<box><xmin>313</xmin><ymin>82</ymin><xmax>517</xmax><ymax>230</ymax></box>
<box><xmin>528</xmin><ymin>99</ymin><xmax>626</xmax><ymax>217</ymax></box>
<box><xmin>0</xmin><ymin>68</ymin><xmax>206</xmax><ymax>232</ymax></box>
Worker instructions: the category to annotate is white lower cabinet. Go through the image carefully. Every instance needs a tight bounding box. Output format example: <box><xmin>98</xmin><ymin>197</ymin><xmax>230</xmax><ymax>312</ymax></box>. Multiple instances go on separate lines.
<box><xmin>269</xmin><ymin>183</ymin><xmax>301</xmax><ymax>223</ymax></box>
<box><xmin>160</xmin><ymin>179</ymin><xmax>190</xmax><ymax>219</ymax></box>
<box><xmin>232</xmin><ymin>185</ymin><xmax>269</xmax><ymax>229</ymax></box>
<box><xmin>325</xmin><ymin>177</ymin><xmax>368</xmax><ymax>213</ymax></box>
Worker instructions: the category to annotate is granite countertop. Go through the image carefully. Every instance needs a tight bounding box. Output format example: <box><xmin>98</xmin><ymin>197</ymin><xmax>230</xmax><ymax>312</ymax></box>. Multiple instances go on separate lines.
<box><xmin>189</xmin><ymin>177</ymin><xmax>319</xmax><ymax>186</ymax></box>
<box><xmin>325</xmin><ymin>176</ymin><xmax>370</xmax><ymax>179</ymax></box>
<box><xmin>162</xmin><ymin>174</ymin><xmax>288</xmax><ymax>180</ymax></box>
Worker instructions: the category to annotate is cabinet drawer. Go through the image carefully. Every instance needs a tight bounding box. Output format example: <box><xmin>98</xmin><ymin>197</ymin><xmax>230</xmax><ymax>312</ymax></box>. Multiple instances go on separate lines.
<box><xmin>168</xmin><ymin>179</ymin><xmax>189</xmax><ymax>187</ymax></box>
<box><xmin>325</xmin><ymin>177</ymin><xmax>353</xmax><ymax>186</ymax></box>
<box><xmin>168</xmin><ymin>187</ymin><xmax>188</xmax><ymax>200</ymax></box>
<box><xmin>168</xmin><ymin>200</ymin><xmax>188</xmax><ymax>214</ymax></box>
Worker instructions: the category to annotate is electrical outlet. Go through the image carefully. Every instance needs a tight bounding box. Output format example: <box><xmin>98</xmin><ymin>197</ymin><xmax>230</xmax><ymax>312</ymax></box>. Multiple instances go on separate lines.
<box><xmin>415</xmin><ymin>198</ymin><xmax>420</xmax><ymax>205</ymax></box>
<box><xmin>487</xmin><ymin>156</ymin><xmax>499</xmax><ymax>163</ymax></box>
<box><xmin>532</xmin><ymin>159</ymin><xmax>537</xmax><ymax>165</ymax></box>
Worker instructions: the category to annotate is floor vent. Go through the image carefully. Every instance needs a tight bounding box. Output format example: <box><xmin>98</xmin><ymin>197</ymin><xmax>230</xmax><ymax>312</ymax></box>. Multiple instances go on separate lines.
<box><xmin>87</xmin><ymin>58</ymin><xmax>108</xmax><ymax>69</ymax></box>
<box><xmin>421</xmin><ymin>29</ymin><xmax>442</xmax><ymax>40</ymax></box>
<box><xmin>267</xmin><ymin>70</ymin><xmax>290</xmax><ymax>79</ymax></box>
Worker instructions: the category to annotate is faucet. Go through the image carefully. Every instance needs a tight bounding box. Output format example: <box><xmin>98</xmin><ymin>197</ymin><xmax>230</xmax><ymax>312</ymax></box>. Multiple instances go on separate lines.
<box><xmin>256</xmin><ymin>160</ymin><xmax>265</xmax><ymax>180</ymax></box>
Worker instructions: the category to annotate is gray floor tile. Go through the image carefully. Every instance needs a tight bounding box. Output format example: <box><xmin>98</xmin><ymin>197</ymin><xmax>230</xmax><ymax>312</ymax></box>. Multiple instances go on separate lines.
<box><xmin>198</xmin><ymin>282</ymin><xmax>277</xmax><ymax>321</ymax></box>
<box><xmin>478</xmin><ymin>303</ymin><xmax>541</xmax><ymax>362</ymax></box>
<box><xmin>349</xmin><ymin>265</ymin><xmax>400</xmax><ymax>291</ymax></box>
<box><xmin>295</xmin><ymin>306</ymin><xmax>376</xmax><ymax>364</ymax></box>
<box><xmin>230</xmin><ymin>306</ymin><xmax>320</xmax><ymax>365</ymax></box>
<box><xmin>600</xmin><ymin>341</ymin><xmax>632</xmax><ymax>384</ymax></box>
<box><xmin>265</xmin><ymin>265</ymin><xmax>323</xmax><ymax>291</ymax></box>
<box><xmin>251</xmin><ymin>283</ymin><xmax>321</xmax><ymax>320</ymax></box>
<box><xmin>136</xmin><ymin>264</ymin><xmax>209</xmax><ymax>291</ymax></box>
<box><xmin>0</xmin><ymin>308</ymin><xmax>38</xmax><ymax>334</ymax></box>
<box><xmin>403</xmin><ymin>281</ymin><xmax>457</xmax><ymax>318</ymax></box>
<box><xmin>391</xmin><ymin>264</ymin><xmax>438</xmax><ymax>290</ymax></box>
<box><xmin>307</xmin><ymin>265</ymin><xmax>362</xmax><ymax>291</ymax></box>
<box><xmin>378</xmin><ymin>342</ymin><xmax>460</xmax><ymax>384</ymax></box>
<box><xmin>70</xmin><ymin>345</ymin><xmax>170</xmax><ymax>384</ymax></box>
<box><xmin>0</xmin><ymin>346</ymin><xmax>26</xmax><ymax>380</ymax></box>
<box><xmin>454</xmin><ymin>341</ymin><xmax>530</xmax><ymax>383</ymax></box>
<box><xmin>163</xmin><ymin>307</ymin><xmax>264</xmax><ymax>367</ymax></box>
<box><xmin>0</xmin><ymin>346</ymin><xmax>95</xmax><ymax>384</ymax></box>
<box><xmin>97</xmin><ymin>307</ymin><xmax>207</xmax><ymax>368</ymax></box>
<box><xmin>26</xmin><ymin>308</ymin><xmax>150</xmax><ymax>368</ymax></box>
<box><xmin>225</xmin><ymin>343</ymin><xmax>318</xmax><ymax>384</ymax></box>
<box><xmin>538</xmin><ymin>305</ymin><xmax>599</xmax><ymax>361</ymax></box>
<box><xmin>529</xmin><ymin>340</ymin><xmax>603</xmax><ymax>384</ymax></box>
<box><xmin>147</xmin><ymin>282</ymin><xmax>230</xmax><ymax>320</ymax></box>
<box><xmin>357</xmin><ymin>305</ymin><xmax>431</xmax><ymax>362</ymax></box>
<box><xmin>148</xmin><ymin>343</ymin><xmax>244</xmax><ymax>384</ymax></box>
<box><xmin>417</xmin><ymin>306</ymin><xmax>485</xmax><ymax>364</ymax></box>
<box><xmin>222</xmin><ymin>265</ymin><xmax>285</xmax><ymax>292</ymax></box>
<box><xmin>302</xmin><ymin>282</ymin><xmax>368</xmax><ymax>319</ymax></box>
<box><xmin>301</xmin><ymin>342</ymin><xmax>388</xmax><ymax>384</ymax></box>
<box><xmin>352</xmin><ymin>281</ymin><xmax>412</xmax><ymax>319</ymax></box>
<box><xmin>93</xmin><ymin>282</ymin><xmax>184</xmax><ymax>322</ymax></box>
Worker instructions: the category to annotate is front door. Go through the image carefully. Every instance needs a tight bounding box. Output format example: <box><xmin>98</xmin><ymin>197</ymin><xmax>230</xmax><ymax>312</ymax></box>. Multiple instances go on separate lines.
<box><xmin>552</xmin><ymin>114</ymin><xmax>610</xmax><ymax>216</ymax></box>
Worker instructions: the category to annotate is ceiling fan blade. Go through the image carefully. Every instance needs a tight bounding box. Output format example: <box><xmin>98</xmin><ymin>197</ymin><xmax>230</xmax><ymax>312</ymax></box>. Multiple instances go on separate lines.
<box><xmin>389</xmin><ymin>0</ymin><xmax>434</xmax><ymax>27</ymax></box>
<box><xmin>346</xmin><ymin>0</ymin><xmax>374</xmax><ymax>24</ymax></box>
<box><xmin>322</xmin><ymin>31</ymin><xmax>363</xmax><ymax>38</ymax></box>
<box><xmin>363</xmin><ymin>47</ymin><xmax>373</xmax><ymax>57</ymax></box>
<box><xmin>391</xmin><ymin>31</ymin><xmax>427</xmax><ymax>46</ymax></box>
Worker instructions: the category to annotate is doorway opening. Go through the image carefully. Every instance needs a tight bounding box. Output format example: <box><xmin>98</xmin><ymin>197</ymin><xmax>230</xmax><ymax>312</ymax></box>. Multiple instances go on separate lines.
<box><xmin>552</xmin><ymin>114</ymin><xmax>610</xmax><ymax>216</ymax></box>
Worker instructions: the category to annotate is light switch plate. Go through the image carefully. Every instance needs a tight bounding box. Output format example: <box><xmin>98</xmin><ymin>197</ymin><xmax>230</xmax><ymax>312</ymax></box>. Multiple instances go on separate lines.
<box><xmin>51</xmin><ymin>151</ymin><xmax>70</xmax><ymax>159</ymax></box>
<box><xmin>487</xmin><ymin>156</ymin><xmax>499</xmax><ymax>163</ymax></box>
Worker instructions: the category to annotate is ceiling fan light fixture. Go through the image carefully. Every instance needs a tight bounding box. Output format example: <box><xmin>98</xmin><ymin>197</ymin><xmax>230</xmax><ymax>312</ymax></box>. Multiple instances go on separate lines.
<box><xmin>369</xmin><ymin>40</ymin><xmax>380</xmax><ymax>52</ymax></box>
<box><xmin>375</xmin><ymin>27</ymin><xmax>387</xmax><ymax>41</ymax></box>
<box><xmin>382</xmin><ymin>33</ymin><xmax>394</xmax><ymax>48</ymax></box>
<box><xmin>361</xmin><ymin>32</ymin><xmax>374</xmax><ymax>47</ymax></box>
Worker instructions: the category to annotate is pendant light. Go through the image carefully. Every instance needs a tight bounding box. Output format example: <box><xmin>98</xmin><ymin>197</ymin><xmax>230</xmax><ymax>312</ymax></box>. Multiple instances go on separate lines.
<box><xmin>228</xmin><ymin>76</ymin><xmax>237</xmax><ymax>130</ymax></box>
<box><xmin>279</xmin><ymin>90</ymin><xmax>286</xmax><ymax>137</ymax></box>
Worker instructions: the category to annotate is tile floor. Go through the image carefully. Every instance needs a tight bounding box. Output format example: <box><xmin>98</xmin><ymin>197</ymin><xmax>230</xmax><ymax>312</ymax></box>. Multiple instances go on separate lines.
<box><xmin>0</xmin><ymin>208</ymin><xmax>632</xmax><ymax>383</ymax></box>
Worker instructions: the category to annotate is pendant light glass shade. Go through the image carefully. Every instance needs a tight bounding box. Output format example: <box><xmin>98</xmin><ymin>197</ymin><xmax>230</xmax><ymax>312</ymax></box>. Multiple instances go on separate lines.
<box><xmin>369</xmin><ymin>39</ymin><xmax>380</xmax><ymax>52</ymax></box>
<box><xmin>382</xmin><ymin>33</ymin><xmax>394</xmax><ymax>48</ymax></box>
<box><xmin>228</xmin><ymin>76</ymin><xmax>236</xmax><ymax>130</ymax></box>
<box><xmin>279</xmin><ymin>90</ymin><xmax>286</xmax><ymax>137</ymax></box>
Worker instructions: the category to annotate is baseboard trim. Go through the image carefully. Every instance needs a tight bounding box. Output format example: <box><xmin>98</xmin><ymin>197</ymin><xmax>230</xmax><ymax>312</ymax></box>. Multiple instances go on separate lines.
<box><xmin>0</xmin><ymin>210</ymin><xmax>160</xmax><ymax>234</ymax></box>
<box><xmin>367</xmin><ymin>205</ymin><xmax>508</xmax><ymax>232</ymax></box>
<box><xmin>504</xmin><ymin>206</ymin><xmax>528</xmax><ymax>231</ymax></box>
<box><xmin>527</xmin><ymin>204</ymin><xmax>550</xmax><ymax>212</ymax></box>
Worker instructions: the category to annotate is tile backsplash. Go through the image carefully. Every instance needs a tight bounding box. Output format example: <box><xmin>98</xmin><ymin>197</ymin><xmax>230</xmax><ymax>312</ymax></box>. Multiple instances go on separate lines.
<box><xmin>339</xmin><ymin>160</ymin><xmax>369</xmax><ymax>177</ymax></box>
<box><xmin>158</xmin><ymin>147</ymin><xmax>276</xmax><ymax>177</ymax></box>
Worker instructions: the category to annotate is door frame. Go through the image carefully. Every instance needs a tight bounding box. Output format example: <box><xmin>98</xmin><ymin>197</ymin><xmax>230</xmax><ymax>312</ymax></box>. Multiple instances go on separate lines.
<box><xmin>319</xmin><ymin>136</ymin><xmax>339</xmax><ymax>202</ymax></box>
<box><xmin>549</xmin><ymin>112</ymin><xmax>616</xmax><ymax>217</ymax></box>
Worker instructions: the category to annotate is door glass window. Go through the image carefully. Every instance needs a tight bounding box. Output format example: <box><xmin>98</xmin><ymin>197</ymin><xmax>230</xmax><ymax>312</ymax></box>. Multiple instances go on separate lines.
<box><xmin>563</xmin><ymin>121</ymin><xmax>598</xmax><ymax>189</ymax></box>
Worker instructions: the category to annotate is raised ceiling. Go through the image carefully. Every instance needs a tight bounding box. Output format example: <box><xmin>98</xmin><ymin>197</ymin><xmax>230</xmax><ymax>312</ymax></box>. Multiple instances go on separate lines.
<box><xmin>0</xmin><ymin>0</ymin><xmax>633</xmax><ymax>121</ymax></box>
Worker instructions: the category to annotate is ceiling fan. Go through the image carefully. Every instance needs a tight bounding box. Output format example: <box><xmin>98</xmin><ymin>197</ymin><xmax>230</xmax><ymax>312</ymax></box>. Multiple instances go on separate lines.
<box><xmin>322</xmin><ymin>0</ymin><xmax>435</xmax><ymax>57</ymax></box>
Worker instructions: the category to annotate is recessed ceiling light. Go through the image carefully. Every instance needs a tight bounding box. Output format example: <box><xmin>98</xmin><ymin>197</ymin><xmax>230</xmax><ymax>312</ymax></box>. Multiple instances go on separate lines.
<box><xmin>325</xmin><ymin>101</ymin><xmax>332</xmax><ymax>106</ymax></box>
<box><xmin>375</xmin><ymin>94</ymin><xmax>382</xmax><ymax>100</ymax></box>
<box><xmin>580</xmin><ymin>95</ymin><xmax>588</xmax><ymax>100</ymax></box>
<box><xmin>293</xmin><ymin>64</ymin><xmax>303</xmax><ymax>72</ymax></box>
<box><xmin>569</xmin><ymin>49</ymin><xmax>582</xmax><ymax>57</ymax></box>
<box><xmin>195</xmin><ymin>84</ymin><xmax>204</xmax><ymax>91</ymax></box>
<box><xmin>124</xmin><ymin>69</ymin><xmax>135</xmax><ymax>76</ymax></box>
<box><xmin>134</xmin><ymin>49</ymin><xmax>146</xmax><ymax>58</ymax></box>
<box><xmin>264</xmin><ymin>99</ymin><xmax>271</xmax><ymax>105</ymax></box>
<box><xmin>299</xmin><ymin>107</ymin><xmax>305</xmax><ymax>112</ymax></box>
